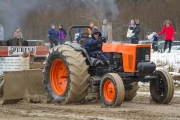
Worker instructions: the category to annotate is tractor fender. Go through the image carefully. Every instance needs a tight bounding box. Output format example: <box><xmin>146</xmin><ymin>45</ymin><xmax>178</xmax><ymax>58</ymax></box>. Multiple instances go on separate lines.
<box><xmin>65</xmin><ymin>43</ymin><xmax>92</xmax><ymax>66</ymax></box>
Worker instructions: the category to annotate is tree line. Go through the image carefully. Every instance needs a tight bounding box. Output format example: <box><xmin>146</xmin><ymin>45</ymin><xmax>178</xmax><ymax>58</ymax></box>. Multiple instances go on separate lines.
<box><xmin>0</xmin><ymin>0</ymin><xmax>180</xmax><ymax>42</ymax></box>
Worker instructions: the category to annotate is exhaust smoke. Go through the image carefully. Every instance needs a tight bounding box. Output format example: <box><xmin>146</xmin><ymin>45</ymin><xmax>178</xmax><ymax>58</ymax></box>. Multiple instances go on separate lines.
<box><xmin>98</xmin><ymin>0</ymin><xmax>119</xmax><ymax>43</ymax></box>
<box><xmin>98</xmin><ymin>0</ymin><xmax>119</xmax><ymax>21</ymax></box>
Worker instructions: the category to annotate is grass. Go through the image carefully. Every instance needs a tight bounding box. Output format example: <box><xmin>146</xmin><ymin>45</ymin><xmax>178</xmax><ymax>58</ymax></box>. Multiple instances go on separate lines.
<box><xmin>152</xmin><ymin>54</ymin><xmax>180</xmax><ymax>89</ymax></box>
<box><xmin>167</xmin><ymin>65</ymin><xmax>175</xmax><ymax>72</ymax></box>
<box><xmin>156</xmin><ymin>59</ymin><xmax>168</xmax><ymax>67</ymax></box>
<box><xmin>153</xmin><ymin>59</ymin><xmax>180</xmax><ymax>87</ymax></box>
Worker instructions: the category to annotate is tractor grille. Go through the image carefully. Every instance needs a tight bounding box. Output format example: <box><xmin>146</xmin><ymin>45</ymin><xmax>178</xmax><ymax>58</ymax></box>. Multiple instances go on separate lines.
<box><xmin>136</xmin><ymin>47</ymin><xmax>150</xmax><ymax>63</ymax></box>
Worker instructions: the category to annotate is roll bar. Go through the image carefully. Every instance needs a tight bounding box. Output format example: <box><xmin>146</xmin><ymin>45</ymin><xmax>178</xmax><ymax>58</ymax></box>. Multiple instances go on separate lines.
<box><xmin>69</xmin><ymin>25</ymin><xmax>92</xmax><ymax>42</ymax></box>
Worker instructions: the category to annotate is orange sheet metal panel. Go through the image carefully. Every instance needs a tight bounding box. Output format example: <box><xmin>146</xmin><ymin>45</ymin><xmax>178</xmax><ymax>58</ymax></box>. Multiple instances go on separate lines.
<box><xmin>102</xmin><ymin>43</ymin><xmax>151</xmax><ymax>72</ymax></box>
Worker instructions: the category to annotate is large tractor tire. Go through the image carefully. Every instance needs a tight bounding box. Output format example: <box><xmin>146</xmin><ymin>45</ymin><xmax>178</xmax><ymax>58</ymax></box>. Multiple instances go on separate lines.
<box><xmin>100</xmin><ymin>73</ymin><xmax>124</xmax><ymax>107</ymax></box>
<box><xmin>150</xmin><ymin>70</ymin><xmax>174</xmax><ymax>104</ymax></box>
<box><xmin>124</xmin><ymin>82</ymin><xmax>139</xmax><ymax>101</ymax></box>
<box><xmin>0</xmin><ymin>75</ymin><xmax>4</xmax><ymax>97</ymax></box>
<box><xmin>43</xmin><ymin>45</ymin><xmax>90</xmax><ymax>104</ymax></box>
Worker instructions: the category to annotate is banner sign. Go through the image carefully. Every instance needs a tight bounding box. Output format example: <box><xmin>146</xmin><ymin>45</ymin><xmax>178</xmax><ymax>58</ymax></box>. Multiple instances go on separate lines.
<box><xmin>8</xmin><ymin>46</ymin><xmax>35</xmax><ymax>56</ymax></box>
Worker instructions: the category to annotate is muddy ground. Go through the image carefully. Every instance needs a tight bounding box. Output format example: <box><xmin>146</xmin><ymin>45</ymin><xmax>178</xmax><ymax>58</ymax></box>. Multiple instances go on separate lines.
<box><xmin>0</xmin><ymin>87</ymin><xmax>180</xmax><ymax>120</ymax></box>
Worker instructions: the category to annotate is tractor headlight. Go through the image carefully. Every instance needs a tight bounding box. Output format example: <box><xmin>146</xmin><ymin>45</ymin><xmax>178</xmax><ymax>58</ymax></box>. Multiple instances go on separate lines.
<box><xmin>145</xmin><ymin>54</ymin><xmax>149</xmax><ymax>61</ymax></box>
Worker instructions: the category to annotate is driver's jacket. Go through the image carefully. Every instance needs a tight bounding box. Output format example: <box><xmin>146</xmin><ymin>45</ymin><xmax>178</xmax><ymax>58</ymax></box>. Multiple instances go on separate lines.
<box><xmin>84</xmin><ymin>37</ymin><xmax>102</xmax><ymax>54</ymax></box>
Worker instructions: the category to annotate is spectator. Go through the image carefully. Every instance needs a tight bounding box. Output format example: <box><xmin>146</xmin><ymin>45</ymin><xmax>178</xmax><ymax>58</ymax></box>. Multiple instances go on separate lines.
<box><xmin>58</xmin><ymin>24</ymin><xmax>67</xmax><ymax>45</ymax></box>
<box><xmin>14</xmin><ymin>28</ymin><xmax>23</xmax><ymax>46</ymax></box>
<box><xmin>158</xmin><ymin>20</ymin><xmax>174</xmax><ymax>53</ymax></box>
<box><xmin>88</xmin><ymin>22</ymin><xmax>98</xmax><ymax>37</ymax></box>
<box><xmin>127</xmin><ymin>20</ymin><xmax>135</xmax><ymax>40</ymax></box>
<box><xmin>75</xmin><ymin>28</ymin><xmax>82</xmax><ymax>44</ymax></box>
<box><xmin>14</xmin><ymin>28</ymin><xmax>23</xmax><ymax>39</ymax></box>
<box><xmin>85</xmin><ymin>28</ymin><xmax>109</xmax><ymax>65</ymax></box>
<box><xmin>102</xmin><ymin>19</ymin><xmax>108</xmax><ymax>42</ymax></box>
<box><xmin>47</xmin><ymin>24</ymin><xmax>58</xmax><ymax>48</ymax></box>
<box><xmin>131</xmin><ymin>20</ymin><xmax>141</xmax><ymax>44</ymax></box>
<box><xmin>0</xmin><ymin>24</ymin><xmax>4</xmax><ymax>40</ymax></box>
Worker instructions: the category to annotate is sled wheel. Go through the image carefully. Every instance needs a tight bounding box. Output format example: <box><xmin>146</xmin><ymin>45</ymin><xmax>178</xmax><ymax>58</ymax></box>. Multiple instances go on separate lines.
<box><xmin>0</xmin><ymin>75</ymin><xmax>4</xmax><ymax>97</ymax></box>
<box><xmin>124</xmin><ymin>82</ymin><xmax>139</xmax><ymax>101</ymax></box>
<box><xmin>43</xmin><ymin>45</ymin><xmax>90</xmax><ymax>104</ymax></box>
<box><xmin>100</xmin><ymin>73</ymin><xmax>124</xmax><ymax>107</ymax></box>
<box><xmin>150</xmin><ymin>70</ymin><xmax>174</xmax><ymax>104</ymax></box>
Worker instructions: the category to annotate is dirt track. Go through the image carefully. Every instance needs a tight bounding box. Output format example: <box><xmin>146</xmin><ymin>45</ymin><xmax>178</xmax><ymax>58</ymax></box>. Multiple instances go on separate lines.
<box><xmin>0</xmin><ymin>90</ymin><xmax>180</xmax><ymax>120</ymax></box>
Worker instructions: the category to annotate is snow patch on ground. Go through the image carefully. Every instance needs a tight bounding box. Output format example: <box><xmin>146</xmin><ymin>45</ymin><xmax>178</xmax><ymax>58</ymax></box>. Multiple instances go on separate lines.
<box><xmin>151</xmin><ymin>51</ymin><xmax>180</xmax><ymax>73</ymax></box>
<box><xmin>139</xmin><ymin>50</ymin><xmax>180</xmax><ymax>87</ymax></box>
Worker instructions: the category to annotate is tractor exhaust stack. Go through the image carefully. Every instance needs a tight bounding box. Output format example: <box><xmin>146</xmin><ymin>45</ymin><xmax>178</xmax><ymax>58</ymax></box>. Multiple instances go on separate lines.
<box><xmin>108</xmin><ymin>22</ymin><xmax>113</xmax><ymax>43</ymax></box>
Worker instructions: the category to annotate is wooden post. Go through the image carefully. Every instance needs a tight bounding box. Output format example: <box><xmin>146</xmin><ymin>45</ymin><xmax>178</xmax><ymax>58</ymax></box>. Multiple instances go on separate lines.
<box><xmin>108</xmin><ymin>22</ymin><xmax>113</xmax><ymax>43</ymax></box>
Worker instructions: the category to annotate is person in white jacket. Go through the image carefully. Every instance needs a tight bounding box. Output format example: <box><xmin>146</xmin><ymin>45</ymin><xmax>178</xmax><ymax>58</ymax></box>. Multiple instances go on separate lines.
<box><xmin>127</xmin><ymin>20</ymin><xmax>135</xmax><ymax>40</ymax></box>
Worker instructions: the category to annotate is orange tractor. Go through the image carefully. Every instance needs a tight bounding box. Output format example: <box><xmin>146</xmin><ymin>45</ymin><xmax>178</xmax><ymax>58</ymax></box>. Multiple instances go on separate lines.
<box><xmin>43</xmin><ymin>26</ymin><xmax>174</xmax><ymax>107</ymax></box>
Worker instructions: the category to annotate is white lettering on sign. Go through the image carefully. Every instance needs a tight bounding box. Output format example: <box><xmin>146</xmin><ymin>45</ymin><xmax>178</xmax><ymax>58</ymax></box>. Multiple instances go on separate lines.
<box><xmin>8</xmin><ymin>46</ymin><xmax>36</xmax><ymax>56</ymax></box>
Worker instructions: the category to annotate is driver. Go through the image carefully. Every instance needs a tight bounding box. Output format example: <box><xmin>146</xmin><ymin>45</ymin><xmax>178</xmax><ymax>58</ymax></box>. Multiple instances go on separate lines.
<box><xmin>85</xmin><ymin>28</ymin><xmax>109</xmax><ymax>65</ymax></box>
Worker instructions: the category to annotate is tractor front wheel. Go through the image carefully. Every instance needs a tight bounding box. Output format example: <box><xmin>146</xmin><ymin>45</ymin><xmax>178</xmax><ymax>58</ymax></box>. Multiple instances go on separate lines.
<box><xmin>150</xmin><ymin>70</ymin><xmax>174</xmax><ymax>104</ymax></box>
<box><xmin>100</xmin><ymin>73</ymin><xmax>124</xmax><ymax>107</ymax></box>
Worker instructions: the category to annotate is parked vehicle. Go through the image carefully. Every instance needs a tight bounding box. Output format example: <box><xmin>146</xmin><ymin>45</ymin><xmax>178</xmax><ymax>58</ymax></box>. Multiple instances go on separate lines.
<box><xmin>164</xmin><ymin>45</ymin><xmax>180</xmax><ymax>53</ymax></box>
<box><xmin>158</xmin><ymin>41</ymin><xmax>180</xmax><ymax>51</ymax></box>
<box><xmin>138</xmin><ymin>40</ymin><xmax>151</xmax><ymax>44</ymax></box>
<box><xmin>171</xmin><ymin>45</ymin><xmax>180</xmax><ymax>50</ymax></box>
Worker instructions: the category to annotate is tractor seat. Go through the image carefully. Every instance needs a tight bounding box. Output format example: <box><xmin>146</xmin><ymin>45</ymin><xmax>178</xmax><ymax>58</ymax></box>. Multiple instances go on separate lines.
<box><xmin>79</xmin><ymin>32</ymin><xmax>88</xmax><ymax>47</ymax></box>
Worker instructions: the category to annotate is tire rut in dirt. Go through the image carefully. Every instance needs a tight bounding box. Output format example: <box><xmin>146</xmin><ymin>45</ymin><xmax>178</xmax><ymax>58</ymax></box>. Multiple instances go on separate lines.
<box><xmin>0</xmin><ymin>75</ymin><xmax>4</xmax><ymax>97</ymax></box>
<box><xmin>124</xmin><ymin>82</ymin><xmax>139</xmax><ymax>101</ymax></box>
<box><xmin>150</xmin><ymin>70</ymin><xmax>174</xmax><ymax>104</ymax></box>
<box><xmin>100</xmin><ymin>73</ymin><xmax>124</xmax><ymax>107</ymax></box>
<box><xmin>43</xmin><ymin>45</ymin><xmax>90</xmax><ymax>104</ymax></box>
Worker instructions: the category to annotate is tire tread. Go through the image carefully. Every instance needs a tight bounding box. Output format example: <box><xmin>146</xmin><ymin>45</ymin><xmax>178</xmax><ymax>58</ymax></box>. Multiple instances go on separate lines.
<box><xmin>43</xmin><ymin>45</ymin><xmax>90</xmax><ymax>104</ymax></box>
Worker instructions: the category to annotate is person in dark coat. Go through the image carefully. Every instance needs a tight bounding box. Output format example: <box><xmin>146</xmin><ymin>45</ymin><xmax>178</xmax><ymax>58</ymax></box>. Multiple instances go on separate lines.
<box><xmin>47</xmin><ymin>24</ymin><xmax>58</xmax><ymax>48</ymax></box>
<box><xmin>158</xmin><ymin>20</ymin><xmax>174</xmax><ymax>53</ymax></box>
<box><xmin>85</xmin><ymin>28</ymin><xmax>109</xmax><ymax>65</ymax></box>
<box><xmin>131</xmin><ymin>20</ymin><xmax>141</xmax><ymax>44</ymax></box>
<box><xmin>58</xmin><ymin>24</ymin><xmax>67</xmax><ymax>45</ymax></box>
<box><xmin>14</xmin><ymin>28</ymin><xmax>23</xmax><ymax>46</ymax></box>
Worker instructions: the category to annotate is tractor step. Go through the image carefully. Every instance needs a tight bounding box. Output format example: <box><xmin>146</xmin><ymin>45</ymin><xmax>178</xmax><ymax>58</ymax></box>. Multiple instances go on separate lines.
<box><xmin>124</xmin><ymin>84</ymin><xmax>133</xmax><ymax>90</ymax></box>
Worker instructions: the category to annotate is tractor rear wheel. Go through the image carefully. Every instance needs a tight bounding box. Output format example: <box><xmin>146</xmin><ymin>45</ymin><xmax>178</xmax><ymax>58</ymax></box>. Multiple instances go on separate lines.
<box><xmin>0</xmin><ymin>75</ymin><xmax>4</xmax><ymax>97</ymax></box>
<box><xmin>124</xmin><ymin>82</ymin><xmax>139</xmax><ymax>101</ymax></box>
<box><xmin>43</xmin><ymin>45</ymin><xmax>90</xmax><ymax>104</ymax></box>
<box><xmin>100</xmin><ymin>73</ymin><xmax>124</xmax><ymax>107</ymax></box>
<box><xmin>150</xmin><ymin>70</ymin><xmax>174</xmax><ymax>104</ymax></box>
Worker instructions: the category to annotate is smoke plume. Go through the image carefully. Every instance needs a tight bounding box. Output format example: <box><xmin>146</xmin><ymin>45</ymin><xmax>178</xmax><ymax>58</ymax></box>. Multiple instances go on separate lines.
<box><xmin>0</xmin><ymin>0</ymin><xmax>41</xmax><ymax>39</ymax></box>
<box><xmin>0</xmin><ymin>0</ymin><xmax>66</xmax><ymax>40</ymax></box>
<box><xmin>98</xmin><ymin>0</ymin><xmax>119</xmax><ymax>21</ymax></box>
